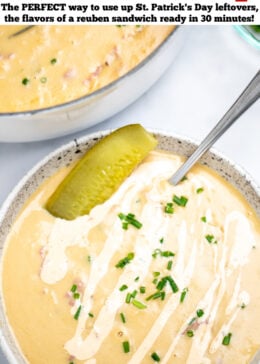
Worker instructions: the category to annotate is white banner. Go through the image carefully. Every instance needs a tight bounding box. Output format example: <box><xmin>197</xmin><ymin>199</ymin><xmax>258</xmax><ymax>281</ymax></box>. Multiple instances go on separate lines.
<box><xmin>0</xmin><ymin>0</ymin><xmax>259</xmax><ymax>24</ymax></box>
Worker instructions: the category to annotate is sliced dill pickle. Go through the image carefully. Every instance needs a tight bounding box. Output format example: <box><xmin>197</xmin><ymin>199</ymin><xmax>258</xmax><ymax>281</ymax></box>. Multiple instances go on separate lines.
<box><xmin>46</xmin><ymin>124</ymin><xmax>157</xmax><ymax>220</ymax></box>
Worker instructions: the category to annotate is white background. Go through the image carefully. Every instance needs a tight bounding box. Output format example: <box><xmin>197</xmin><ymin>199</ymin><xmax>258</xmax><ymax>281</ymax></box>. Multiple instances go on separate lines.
<box><xmin>0</xmin><ymin>25</ymin><xmax>259</xmax><ymax>363</ymax></box>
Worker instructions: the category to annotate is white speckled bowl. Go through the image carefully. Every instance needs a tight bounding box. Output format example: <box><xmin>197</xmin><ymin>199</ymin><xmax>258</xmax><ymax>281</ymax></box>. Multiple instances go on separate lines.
<box><xmin>0</xmin><ymin>129</ymin><xmax>259</xmax><ymax>363</ymax></box>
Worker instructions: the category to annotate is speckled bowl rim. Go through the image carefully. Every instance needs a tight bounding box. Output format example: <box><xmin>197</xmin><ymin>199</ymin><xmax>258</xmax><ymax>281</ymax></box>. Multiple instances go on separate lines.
<box><xmin>0</xmin><ymin>128</ymin><xmax>259</xmax><ymax>364</ymax></box>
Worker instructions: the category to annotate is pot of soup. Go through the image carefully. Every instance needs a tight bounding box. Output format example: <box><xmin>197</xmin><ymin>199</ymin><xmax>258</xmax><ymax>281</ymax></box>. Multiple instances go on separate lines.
<box><xmin>0</xmin><ymin>26</ymin><xmax>186</xmax><ymax>142</ymax></box>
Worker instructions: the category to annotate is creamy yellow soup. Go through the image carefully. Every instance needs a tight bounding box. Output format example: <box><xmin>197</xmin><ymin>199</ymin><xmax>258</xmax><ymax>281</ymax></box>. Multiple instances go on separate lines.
<box><xmin>1</xmin><ymin>151</ymin><xmax>260</xmax><ymax>364</ymax></box>
<box><xmin>0</xmin><ymin>25</ymin><xmax>174</xmax><ymax>112</ymax></box>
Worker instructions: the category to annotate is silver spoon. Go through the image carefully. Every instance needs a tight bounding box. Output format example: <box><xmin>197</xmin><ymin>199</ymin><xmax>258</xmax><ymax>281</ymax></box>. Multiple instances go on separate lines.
<box><xmin>170</xmin><ymin>69</ymin><xmax>260</xmax><ymax>185</ymax></box>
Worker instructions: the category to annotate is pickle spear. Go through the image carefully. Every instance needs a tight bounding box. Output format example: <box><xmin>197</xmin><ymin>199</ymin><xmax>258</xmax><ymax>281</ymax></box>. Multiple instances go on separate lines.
<box><xmin>46</xmin><ymin>124</ymin><xmax>157</xmax><ymax>220</ymax></box>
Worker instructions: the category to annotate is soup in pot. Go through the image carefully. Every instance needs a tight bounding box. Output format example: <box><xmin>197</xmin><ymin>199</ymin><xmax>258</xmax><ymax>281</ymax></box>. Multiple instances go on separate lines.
<box><xmin>0</xmin><ymin>25</ymin><xmax>174</xmax><ymax>112</ymax></box>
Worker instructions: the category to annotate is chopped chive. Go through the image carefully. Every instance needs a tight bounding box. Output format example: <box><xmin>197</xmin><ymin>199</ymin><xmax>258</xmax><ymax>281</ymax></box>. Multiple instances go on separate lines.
<box><xmin>74</xmin><ymin>305</ymin><xmax>82</xmax><ymax>320</ymax></box>
<box><xmin>205</xmin><ymin>234</ymin><xmax>214</xmax><ymax>243</ymax></box>
<box><xmin>153</xmin><ymin>272</ymin><xmax>160</xmax><ymax>277</ymax></box>
<box><xmin>128</xmin><ymin>219</ymin><xmax>142</xmax><ymax>229</ymax></box>
<box><xmin>122</xmin><ymin>341</ymin><xmax>130</xmax><ymax>353</ymax></box>
<box><xmin>40</xmin><ymin>76</ymin><xmax>47</xmax><ymax>83</ymax></box>
<box><xmin>156</xmin><ymin>277</ymin><xmax>168</xmax><ymax>291</ymax></box>
<box><xmin>154</xmin><ymin>276</ymin><xmax>179</xmax><ymax>293</ymax></box>
<box><xmin>173</xmin><ymin>195</ymin><xmax>188</xmax><ymax>207</ymax></box>
<box><xmin>140</xmin><ymin>286</ymin><xmax>146</xmax><ymax>294</ymax></box>
<box><xmin>146</xmin><ymin>291</ymin><xmax>165</xmax><ymax>301</ymax></box>
<box><xmin>222</xmin><ymin>333</ymin><xmax>232</xmax><ymax>346</ymax></box>
<box><xmin>70</xmin><ymin>284</ymin><xmax>77</xmax><ymax>293</ymax></box>
<box><xmin>152</xmin><ymin>249</ymin><xmax>175</xmax><ymax>258</ymax></box>
<box><xmin>88</xmin><ymin>312</ymin><xmax>94</xmax><ymax>318</ymax></box>
<box><xmin>181</xmin><ymin>175</ymin><xmax>188</xmax><ymax>182</ymax></box>
<box><xmin>241</xmin><ymin>303</ymin><xmax>246</xmax><ymax>309</ymax></box>
<box><xmin>118</xmin><ymin>212</ymin><xmax>126</xmax><ymax>220</ymax></box>
<box><xmin>159</xmin><ymin>237</ymin><xmax>164</xmax><ymax>244</ymax></box>
<box><xmin>151</xmin><ymin>352</ymin><xmax>161</xmax><ymax>362</ymax></box>
<box><xmin>146</xmin><ymin>292</ymin><xmax>159</xmax><ymax>301</ymax></box>
<box><xmin>125</xmin><ymin>290</ymin><xmax>138</xmax><ymax>302</ymax></box>
<box><xmin>126</xmin><ymin>213</ymin><xmax>142</xmax><ymax>229</ymax></box>
<box><xmin>166</xmin><ymin>276</ymin><xmax>179</xmax><ymax>293</ymax></box>
<box><xmin>187</xmin><ymin>330</ymin><xmax>194</xmax><ymax>337</ymax></box>
<box><xmin>134</xmin><ymin>276</ymin><xmax>140</xmax><ymax>282</ymax></box>
<box><xmin>22</xmin><ymin>77</ymin><xmax>30</xmax><ymax>85</ymax></box>
<box><xmin>131</xmin><ymin>290</ymin><xmax>138</xmax><ymax>298</ymax></box>
<box><xmin>201</xmin><ymin>216</ymin><xmax>207</xmax><ymax>223</ymax></box>
<box><xmin>196</xmin><ymin>309</ymin><xmax>204</xmax><ymax>318</ymax></box>
<box><xmin>152</xmin><ymin>278</ymin><xmax>158</xmax><ymax>285</ymax></box>
<box><xmin>196</xmin><ymin>187</ymin><xmax>204</xmax><ymax>194</ymax></box>
<box><xmin>125</xmin><ymin>293</ymin><xmax>132</xmax><ymax>304</ymax></box>
<box><xmin>120</xmin><ymin>312</ymin><xmax>126</xmax><ymax>323</ymax></box>
<box><xmin>122</xmin><ymin>222</ymin><xmax>128</xmax><ymax>230</ymax></box>
<box><xmin>115</xmin><ymin>252</ymin><xmax>135</xmax><ymax>268</ymax></box>
<box><xmin>180</xmin><ymin>288</ymin><xmax>188</xmax><ymax>303</ymax></box>
<box><xmin>73</xmin><ymin>292</ymin><xmax>80</xmax><ymax>299</ymax></box>
<box><xmin>69</xmin><ymin>362</ymin><xmax>74</xmax><ymax>364</ymax></box>
<box><xmin>152</xmin><ymin>249</ymin><xmax>161</xmax><ymax>258</ymax></box>
<box><xmin>167</xmin><ymin>260</ymin><xmax>173</xmax><ymax>270</ymax></box>
<box><xmin>118</xmin><ymin>212</ymin><xmax>142</xmax><ymax>229</ymax></box>
<box><xmin>87</xmin><ymin>255</ymin><xmax>92</xmax><ymax>263</ymax></box>
<box><xmin>132</xmin><ymin>299</ymin><xmax>147</xmax><ymax>309</ymax></box>
<box><xmin>161</xmin><ymin>251</ymin><xmax>175</xmax><ymax>257</ymax></box>
<box><xmin>50</xmin><ymin>58</ymin><xmax>57</xmax><ymax>64</ymax></box>
<box><xmin>164</xmin><ymin>202</ymin><xmax>174</xmax><ymax>214</ymax></box>
<box><xmin>119</xmin><ymin>284</ymin><xmax>128</xmax><ymax>291</ymax></box>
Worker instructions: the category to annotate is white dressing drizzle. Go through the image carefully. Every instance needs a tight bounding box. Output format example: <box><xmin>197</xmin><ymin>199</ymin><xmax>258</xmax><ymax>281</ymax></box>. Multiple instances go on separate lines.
<box><xmin>145</xmin><ymin>240</ymin><xmax>198</xmax><ymax>364</ymax></box>
<box><xmin>225</xmin><ymin>211</ymin><xmax>255</xmax><ymax>270</ymax></box>
<box><xmin>41</xmin><ymin>216</ymin><xmax>90</xmax><ymax>284</ymax></box>
<box><xmin>185</xmin><ymin>212</ymin><xmax>253</xmax><ymax>363</ymax></box>
<box><xmin>225</xmin><ymin>273</ymin><xmax>241</xmax><ymax>315</ymax></box>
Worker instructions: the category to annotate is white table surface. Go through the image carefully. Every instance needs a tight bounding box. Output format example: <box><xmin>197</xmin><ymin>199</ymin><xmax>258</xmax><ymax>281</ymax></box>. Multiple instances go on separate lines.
<box><xmin>0</xmin><ymin>25</ymin><xmax>259</xmax><ymax>363</ymax></box>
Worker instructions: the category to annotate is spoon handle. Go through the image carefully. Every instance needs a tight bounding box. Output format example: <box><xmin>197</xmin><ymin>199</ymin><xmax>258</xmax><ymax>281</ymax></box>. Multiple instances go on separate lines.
<box><xmin>170</xmin><ymin>69</ymin><xmax>260</xmax><ymax>185</ymax></box>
